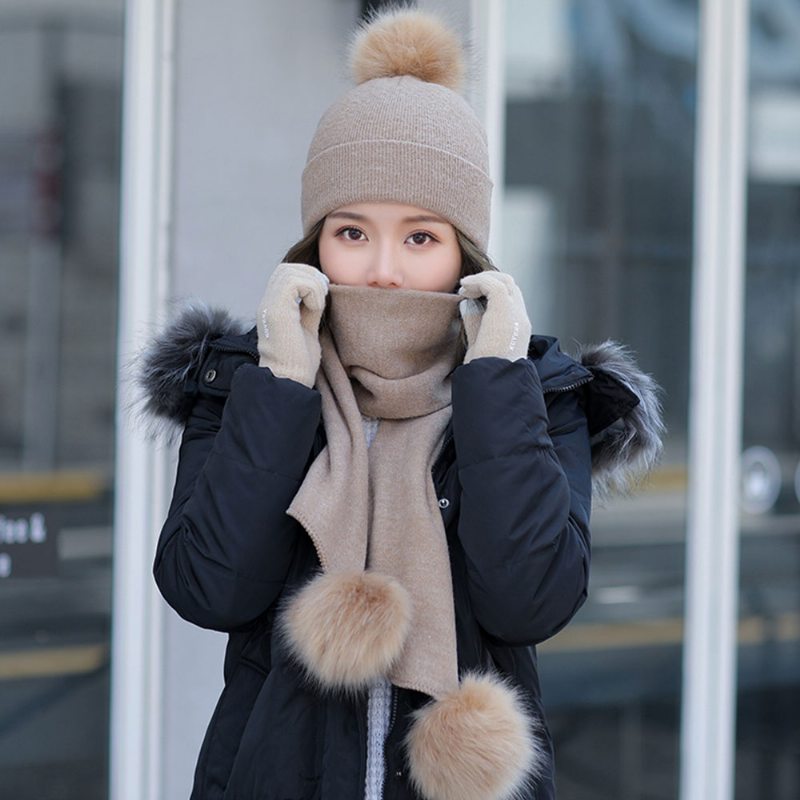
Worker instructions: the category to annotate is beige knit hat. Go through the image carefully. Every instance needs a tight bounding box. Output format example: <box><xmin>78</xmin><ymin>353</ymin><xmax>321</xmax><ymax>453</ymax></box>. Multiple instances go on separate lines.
<box><xmin>300</xmin><ymin>7</ymin><xmax>493</xmax><ymax>250</ymax></box>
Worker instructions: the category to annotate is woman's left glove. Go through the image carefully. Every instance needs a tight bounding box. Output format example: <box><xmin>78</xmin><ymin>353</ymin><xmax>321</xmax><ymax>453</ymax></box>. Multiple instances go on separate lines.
<box><xmin>458</xmin><ymin>272</ymin><xmax>532</xmax><ymax>364</ymax></box>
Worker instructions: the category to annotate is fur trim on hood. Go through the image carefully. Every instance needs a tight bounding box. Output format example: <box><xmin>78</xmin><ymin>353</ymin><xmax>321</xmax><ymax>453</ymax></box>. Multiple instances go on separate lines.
<box><xmin>129</xmin><ymin>300</ymin><xmax>665</xmax><ymax>499</ymax></box>
<box><xmin>124</xmin><ymin>300</ymin><xmax>251</xmax><ymax>444</ymax></box>
<box><xmin>574</xmin><ymin>340</ymin><xmax>666</xmax><ymax>502</ymax></box>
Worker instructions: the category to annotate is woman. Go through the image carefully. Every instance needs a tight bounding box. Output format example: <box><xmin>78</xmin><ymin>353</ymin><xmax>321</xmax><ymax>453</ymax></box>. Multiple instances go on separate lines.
<box><xmin>136</xmin><ymin>8</ymin><xmax>664</xmax><ymax>800</ymax></box>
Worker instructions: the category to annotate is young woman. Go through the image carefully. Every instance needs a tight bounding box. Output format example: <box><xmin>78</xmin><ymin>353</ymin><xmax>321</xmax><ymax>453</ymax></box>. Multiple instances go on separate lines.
<box><xmin>137</xmin><ymin>8</ymin><xmax>664</xmax><ymax>800</ymax></box>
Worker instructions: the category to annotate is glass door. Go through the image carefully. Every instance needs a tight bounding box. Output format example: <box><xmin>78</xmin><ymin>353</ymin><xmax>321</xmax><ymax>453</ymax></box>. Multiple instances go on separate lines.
<box><xmin>0</xmin><ymin>4</ymin><xmax>123</xmax><ymax>798</ymax></box>
<box><xmin>502</xmin><ymin>1</ymin><xmax>698</xmax><ymax>796</ymax></box>
<box><xmin>735</xmin><ymin>2</ymin><xmax>800</xmax><ymax>796</ymax></box>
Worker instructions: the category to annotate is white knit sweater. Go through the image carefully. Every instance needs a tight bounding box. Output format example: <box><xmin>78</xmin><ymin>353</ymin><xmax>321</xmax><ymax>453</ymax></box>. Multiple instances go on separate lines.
<box><xmin>361</xmin><ymin>415</ymin><xmax>393</xmax><ymax>800</ymax></box>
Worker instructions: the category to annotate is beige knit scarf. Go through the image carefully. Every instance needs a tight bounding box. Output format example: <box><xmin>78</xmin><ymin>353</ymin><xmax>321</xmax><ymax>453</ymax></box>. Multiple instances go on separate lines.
<box><xmin>279</xmin><ymin>282</ymin><xmax>540</xmax><ymax>800</ymax></box>
<box><xmin>285</xmin><ymin>282</ymin><xmax>464</xmax><ymax>699</ymax></box>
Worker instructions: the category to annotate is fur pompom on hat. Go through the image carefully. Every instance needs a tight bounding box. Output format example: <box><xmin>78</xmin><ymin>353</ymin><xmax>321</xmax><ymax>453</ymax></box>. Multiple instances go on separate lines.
<box><xmin>348</xmin><ymin>6</ymin><xmax>466</xmax><ymax>90</ymax></box>
<box><xmin>301</xmin><ymin>6</ymin><xmax>492</xmax><ymax>250</ymax></box>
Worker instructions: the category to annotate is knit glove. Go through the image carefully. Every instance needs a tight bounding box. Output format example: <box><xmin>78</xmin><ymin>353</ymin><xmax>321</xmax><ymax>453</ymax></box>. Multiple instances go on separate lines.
<box><xmin>457</xmin><ymin>272</ymin><xmax>532</xmax><ymax>364</ymax></box>
<box><xmin>257</xmin><ymin>262</ymin><xmax>330</xmax><ymax>387</ymax></box>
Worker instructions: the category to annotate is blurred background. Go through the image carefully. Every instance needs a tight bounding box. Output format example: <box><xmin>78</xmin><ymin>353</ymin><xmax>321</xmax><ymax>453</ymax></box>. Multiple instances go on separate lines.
<box><xmin>0</xmin><ymin>0</ymin><xmax>797</xmax><ymax>798</ymax></box>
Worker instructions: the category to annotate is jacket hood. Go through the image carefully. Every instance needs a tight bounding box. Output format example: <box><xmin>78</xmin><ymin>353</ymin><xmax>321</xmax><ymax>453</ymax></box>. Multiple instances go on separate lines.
<box><xmin>128</xmin><ymin>300</ymin><xmax>665</xmax><ymax>500</ymax></box>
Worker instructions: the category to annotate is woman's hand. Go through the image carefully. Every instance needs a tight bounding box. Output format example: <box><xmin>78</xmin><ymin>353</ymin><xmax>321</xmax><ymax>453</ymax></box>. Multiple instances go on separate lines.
<box><xmin>257</xmin><ymin>262</ymin><xmax>330</xmax><ymax>387</ymax></box>
<box><xmin>457</xmin><ymin>272</ymin><xmax>532</xmax><ymax>364</ymax></box>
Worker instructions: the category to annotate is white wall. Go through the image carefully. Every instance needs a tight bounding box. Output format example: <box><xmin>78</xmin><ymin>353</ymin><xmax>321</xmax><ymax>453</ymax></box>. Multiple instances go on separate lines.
<box><xmin>170</xmin><ymin>0</ymin><xmax>359</xmax><ymax>317</ymax></box>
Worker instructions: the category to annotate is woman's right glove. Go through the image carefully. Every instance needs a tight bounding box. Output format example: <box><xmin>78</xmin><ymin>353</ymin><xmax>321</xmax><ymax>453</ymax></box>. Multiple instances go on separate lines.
<box><xmin>257</xmin><ymin>262</ymin><xmax>330</xmax><ymax>388</ymax></box>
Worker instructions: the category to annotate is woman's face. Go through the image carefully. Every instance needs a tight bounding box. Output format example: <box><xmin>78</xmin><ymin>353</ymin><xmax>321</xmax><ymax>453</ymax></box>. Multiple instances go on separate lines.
<box><xmin>318</xmin><ymin>202</ymin><xmax>462</xmax><ymax>292</ymax></box>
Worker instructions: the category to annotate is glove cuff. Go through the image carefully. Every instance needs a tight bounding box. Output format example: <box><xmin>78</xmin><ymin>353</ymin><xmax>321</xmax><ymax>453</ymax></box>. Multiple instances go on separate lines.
<box><xmin>464</xmin><ymin>317</ymin><xmax>532</xmax><ymax>363</ymax></box>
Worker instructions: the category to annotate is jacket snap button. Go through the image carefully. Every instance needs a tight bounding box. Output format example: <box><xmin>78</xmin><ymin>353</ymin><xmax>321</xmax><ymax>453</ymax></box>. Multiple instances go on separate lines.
<box><xmin>438</xmin><ymin>498</ymin><xmax>449</xmax><ymax>509</ymax></box>
<box><xmin>204</xmin><ymin>368</ymin><xmax>217</xmax><ymax>383</ymax></box>
<box><xmin>394</xmin><ymin>769</ymin><xmax>403</xmax><ymax>778</ymax></box>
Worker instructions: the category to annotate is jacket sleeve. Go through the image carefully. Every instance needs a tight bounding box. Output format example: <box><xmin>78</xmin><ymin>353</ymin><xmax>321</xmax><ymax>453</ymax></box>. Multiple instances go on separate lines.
<box><xmin>153</xmin><ymin>363</ymin><xmax>322</xmax><ymax>632</ymax></box>
<box><xmin>451</xmin><ymin>356</ymin><xmax>592</xmax><ymax>647</ymax></box>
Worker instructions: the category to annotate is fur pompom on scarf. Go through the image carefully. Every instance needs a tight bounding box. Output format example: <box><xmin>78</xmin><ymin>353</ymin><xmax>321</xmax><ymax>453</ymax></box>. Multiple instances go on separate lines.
<box><xmin>277</xmin><ymin>283</ymin><xmax>544</xmax><ymax>800</ymax></box>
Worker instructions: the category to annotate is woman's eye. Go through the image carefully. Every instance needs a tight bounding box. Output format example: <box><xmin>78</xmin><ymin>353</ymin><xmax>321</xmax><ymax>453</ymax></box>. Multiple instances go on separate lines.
<box><xmin>409</xmin><ymin>232</ymin><xmax>435</xmax><ymax>246</ymax></box>
<box><xmin>338</xmin><ymin>227</ymin><xmax>364</xmax><ymax>241</ymax></box>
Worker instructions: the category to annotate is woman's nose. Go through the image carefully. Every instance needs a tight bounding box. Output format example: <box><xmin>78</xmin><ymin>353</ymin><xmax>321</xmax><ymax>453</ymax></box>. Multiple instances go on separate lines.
<box><xmin>368</xmin><ymin>245</ymin><xmax>402</xmax><ymax>288</ymax></box>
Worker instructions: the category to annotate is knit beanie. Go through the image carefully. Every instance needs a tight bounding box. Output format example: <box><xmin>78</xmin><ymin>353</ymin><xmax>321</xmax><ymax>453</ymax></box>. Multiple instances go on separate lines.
<box><xmin>300</xmin><ymin>7</ymin><xmax>493</xmax><ymax>251</ymax></box>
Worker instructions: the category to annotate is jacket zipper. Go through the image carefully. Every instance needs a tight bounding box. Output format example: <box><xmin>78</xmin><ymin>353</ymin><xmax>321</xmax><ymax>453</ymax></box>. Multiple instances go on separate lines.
<box><xmin>542</xmin><ymin>374</ymin><xmax>594</xmax><ymax>394</ymax></box>
<box><xmin>431</xmin><ymin>431</ymin><xmax>453</xmax><ymax>483</ymax></box>
<box><xmin>387</xmin><ymin>684</ymin><xmax>399</xmax><ymax>734</ymax></box>
<box><xmin>209</xmin><ymin>340</ymin><xmax>258</xmax><ymax>359</ymax></box>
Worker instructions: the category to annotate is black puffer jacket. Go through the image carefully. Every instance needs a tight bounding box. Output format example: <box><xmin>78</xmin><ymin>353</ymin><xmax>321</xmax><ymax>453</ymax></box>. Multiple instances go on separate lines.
<box><xmin>138</xmin><ymin>304</ymin><xmax>663</xmax><ymax>800</ymax></box>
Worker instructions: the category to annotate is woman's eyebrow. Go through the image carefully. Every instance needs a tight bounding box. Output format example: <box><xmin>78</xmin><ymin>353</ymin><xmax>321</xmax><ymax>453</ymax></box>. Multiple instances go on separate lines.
<box><xmin>402</xmin><ymin>214</ymin><xmax>448</xmax><ymax>224</ymax></box>
<box><xmin>327</xmin><ymin>211</ymin><xmax>368</xmax><ymax>221</ymax></box>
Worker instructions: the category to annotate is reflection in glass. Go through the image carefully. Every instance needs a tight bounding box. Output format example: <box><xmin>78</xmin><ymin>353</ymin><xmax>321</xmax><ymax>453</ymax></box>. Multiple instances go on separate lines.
<box><xmin>0</xmin><ymin>5</ymin><xmax>122</xmax><ymax>798</ymax></box>
<box><xmin>503</xmin><ymin>1</ymin><xmax>696</xmax><ymax>797</ymax></box>
<box><xmin>736</xmin><ymin>3</ymin><xmax>800</xmax><ymax>798</ymax></box>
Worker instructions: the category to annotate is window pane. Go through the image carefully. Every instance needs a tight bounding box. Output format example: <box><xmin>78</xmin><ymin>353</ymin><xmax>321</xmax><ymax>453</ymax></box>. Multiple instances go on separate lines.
<box><xmin>0</xmin><ymin>4</ymin><xmax>123</xmax><ymax>798</ymax></box>
<box><xmin>736</xmin><ymin>3</ymin><xmax>800</xmax><ymax>798</ymax></box>
<box><xmin>503</xmin><ymin>2</ymin><xmax>696</xmax><ymax>797</ymax></box>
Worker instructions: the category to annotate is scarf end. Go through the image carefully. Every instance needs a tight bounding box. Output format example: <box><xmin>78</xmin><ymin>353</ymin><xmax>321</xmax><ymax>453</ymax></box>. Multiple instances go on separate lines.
<box><xmin>403</xmin><ymin>671</ymin><xmax>546</xmax><ymax>800</ymax></box>
<box><xmin>277</xmin><ymin>569</ymin><xmax>412</xmax><ymax>691</ymax></box>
